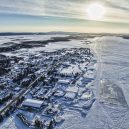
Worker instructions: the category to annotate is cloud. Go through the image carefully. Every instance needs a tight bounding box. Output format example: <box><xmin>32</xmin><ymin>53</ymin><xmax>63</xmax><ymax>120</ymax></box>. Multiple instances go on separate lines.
<box><xmin>0</xmin><ymin>0</ymin><xmax>129</xmax><ymax>26</ymax></box>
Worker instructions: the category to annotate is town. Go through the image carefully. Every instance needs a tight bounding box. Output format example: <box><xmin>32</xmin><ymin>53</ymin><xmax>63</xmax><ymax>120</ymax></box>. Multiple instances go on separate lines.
<box><xmin>0</xmin><ymin>47</ymin><xmax>96</xmax><ymax>129</ymax></box>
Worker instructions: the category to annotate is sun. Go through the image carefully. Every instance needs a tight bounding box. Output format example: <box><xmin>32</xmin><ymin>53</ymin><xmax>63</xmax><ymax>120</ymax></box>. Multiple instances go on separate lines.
<box><xmin>86</xmin><ymin>3</ymin><xmax>106</xmax><ymax>20</ymax></box>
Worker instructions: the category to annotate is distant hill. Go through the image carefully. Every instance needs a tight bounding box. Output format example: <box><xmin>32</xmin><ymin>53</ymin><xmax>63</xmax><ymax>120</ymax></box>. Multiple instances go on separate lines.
<box><xmin>0</xmin><ymin>32</ymin><xmax>75</xmax><ymax>36</ymax></box>
<box><xmin>0</xmin><ymin>32</ymin><xmax>127</xmax><ymax>37</ymax></box>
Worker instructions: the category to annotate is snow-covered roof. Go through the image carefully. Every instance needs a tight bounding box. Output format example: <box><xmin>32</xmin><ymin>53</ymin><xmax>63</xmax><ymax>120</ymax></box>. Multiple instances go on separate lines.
<box><xmin>22</xmin><ymin>99</ymin><xmax>43</xmax><ymax>108</ymax></box>
<box><xmin>81</xmin><ymin>92</ymin><xmax>92</xmax><ymax>100</ymax></box>
<box><xmin>60</xmin><ymin>65</ymin><xmax>81</xmax><ymax>75</ymax></box>
<box><xmin>65</xmin><ymin>92</ymin><xmax>76</xmax><ymax>99</ymax></box>
<box><xmin>58</xmin><ymin>79</ymin><xmax>70</xmax><ymax>84</ymax></box>
<box><xmin>66</xmin><ymin>86</ymin><xmax>78</xmax><ymax>93</ymax></box>
<box><xmin>14</xmin><ymin>87</ymin><xmax>21</xmax><ymax>91</ymax></box>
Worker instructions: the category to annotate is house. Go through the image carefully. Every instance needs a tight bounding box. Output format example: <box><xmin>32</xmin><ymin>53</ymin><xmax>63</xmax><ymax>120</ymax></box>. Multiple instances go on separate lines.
<box><xmin>64</xmin><ymin>92</ymin><xmax>76</xmax><ymax>100</ymax></box>
<box><xmin>57</xmin><ymin>79</ymin><xmax>70</xmax><ymax>85</ymax></box>
<box><xmin>14</xmin><ymin>87</ymin><xmax>21</xmax><ymax>92</ymax></box>
<box><xmin>64</xmin><ymin>86</ymin><xmax>78</xmax><ymax>100</ymax></box>
<box><xmin>22</xmin><ymin>99</ymin><xmax>43</xmax><ymax>109</ymax></box>
<box><xmin>54</xmin><ymin>90</ymin><xmax>65</xmax><ymax>97</ymax></box>
<box><xmin>66</xmin><ymin>86</ymin><xmax>78</xmax><ymax>93</ymax></box>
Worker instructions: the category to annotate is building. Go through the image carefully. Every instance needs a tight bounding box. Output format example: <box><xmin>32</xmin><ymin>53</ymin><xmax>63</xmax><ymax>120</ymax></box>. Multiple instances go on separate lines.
<box><xmin>66</xmin><ymin>86</ymin><xmax>78</xmax><ymax>93</ymax></box>
<box><xmin>64</xmin><ymin>92</ymin><xmax>76</xmax><ymax>100</ymax></box>
<box><xmin>64</xmin><ymin>86</ymin><xmax>78</xmax><ymax>100</ymax></box>
<box><xmin>22</xmin><ymin>99</ymin><xmax>43</xmax><ymax>109</ymax></box>
<box><xmin>58</xmin><ymin>79</ymin><xmax>70</xmax><ymax>85</ymax></box>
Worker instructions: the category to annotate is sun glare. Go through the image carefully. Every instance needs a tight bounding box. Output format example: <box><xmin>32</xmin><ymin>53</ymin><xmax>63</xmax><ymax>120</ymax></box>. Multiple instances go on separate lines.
<box><xmin>86</xmin><ymin>3</ymin><xmax>106</xmax><ymax>20</ymax></box>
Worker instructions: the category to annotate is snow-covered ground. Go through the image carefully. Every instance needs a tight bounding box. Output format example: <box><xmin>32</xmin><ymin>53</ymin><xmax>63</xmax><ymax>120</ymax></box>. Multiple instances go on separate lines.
<box><xmin>26</xmin><ymin>39</ymin><xmax>86</xmax><ymax>53</ymax></box>
<box><xmin>0</xmin><ymin>34</ymin><xmax>69</xmax><ymax>44</ymax></box>
<box><xmin>86</xmin><ymin>36</ymin><xmax>129</xmax><ymax>129</ymax></box>
<box><xmin>1</xmin><ymin>35</ymin><xmax>129</xmax><ymax>129</ymax></box>
<box><xmin>56</xmin><ymin>36</ymin><xmax>129</xmax><ymax>129</ymax></box>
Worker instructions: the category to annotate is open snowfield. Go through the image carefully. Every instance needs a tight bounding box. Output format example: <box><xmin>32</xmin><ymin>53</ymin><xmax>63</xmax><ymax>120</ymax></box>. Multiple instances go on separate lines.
<box><xmin>56</xmin><ymin>36</ymin><xmax>129</xmax><ymax>129</ymax></box>
<box><xmin>0</xmin><ymin>34</ymin><xmax>129</xmax><ymax>129</ymax></box>
<box><xmin>87</xmin><ymin>36</ymin><xmax>129</xmax><ymax>129</ymax></box>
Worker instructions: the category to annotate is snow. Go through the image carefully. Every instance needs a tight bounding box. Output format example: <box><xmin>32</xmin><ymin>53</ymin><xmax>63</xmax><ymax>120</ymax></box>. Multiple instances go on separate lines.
<box><xmin>1</xmin><ymin>35</ymin><xmax>129</xmax><ymax>129</ymax></box>
<box><xmin>22</xmin><ymin>99</ymin><xmax>43</xmax><ymax>108</ymax></box>
<box><xmin>0</xmin><ymin>34</ymin><xmax>69</xmax><ymax>44</ymax></box>
<box><xmin>0</xmin><ymin>36</ymin><xmax>87</xmax><ymax>57</ymax></box>
<box><xmin>25</xmin><ymin>39</ymin><xmax>86</xmax><ymax>53</ymax></box>
<box><xmin>66</xmin><ymin>86</ymin><xmax>78</xmax><ymax>93</ymax></box>
<box><xmin>0</xmin><ymin>34</ymin><xmax>71</xmax><ymax>56</ymax></box>
<box><xmin>64</xmin><ymin>92</ymin><xmax>76</xmax><ymax>100</ymax></box>
<box><xmin>89</xmin><ymin>36</ymin><xmax>129</xmax><ymax>103</ymax></box>
<box><xmin>56</xmin><ymin>36</ymin><xmax>129</xmax><ymax>129</ymax></box>
<box><xmin>87</xmin><ymin>36</ymin><xmax>129</xmax><ymax>129</ymax></box>
<box><xmin>60</xmin><ymin>64</ymin><xmax>81</xmax><ymax>75</ymax></box>
<box><xmin>0</xmin><ymin>117</ymin><xmax>17</xmax><ymax>129</ymax></box>
<box><xmin>58</xmin><ymin>79</ymin><xmax>70</xmax><ymax>85</ymax></box>
<box><xmin>54</xmin><ymin>90</ymin><xmax>65</xmax><ymax>97</ymax></box>
<box><xmin>0</xmin><ymin>34</ymin><xmax>94</xmax><ymax>129</ymax></box>
<box><xmin>81</xmin><ymin>92</ymin><xmax>92</xmax><ymax>100</ymax></box>
<box><xmin>14</xmin><ymin>87</ymin><xmax>21</xmax><ymax>91</ymax></box>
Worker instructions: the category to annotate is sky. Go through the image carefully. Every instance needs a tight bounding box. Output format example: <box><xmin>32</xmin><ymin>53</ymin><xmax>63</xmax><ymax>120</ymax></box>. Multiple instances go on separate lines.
<box><xmin>0</xmin><ymin>0</ymin><xmax>129</xmax><ymax>33</ymax></box>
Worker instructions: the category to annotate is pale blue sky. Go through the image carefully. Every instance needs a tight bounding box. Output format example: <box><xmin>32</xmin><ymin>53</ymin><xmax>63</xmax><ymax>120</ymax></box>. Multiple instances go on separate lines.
<box><xmin>0</xmin><ymin>0</ymin><xmax>129</xmax><ymax>33</ymax></box>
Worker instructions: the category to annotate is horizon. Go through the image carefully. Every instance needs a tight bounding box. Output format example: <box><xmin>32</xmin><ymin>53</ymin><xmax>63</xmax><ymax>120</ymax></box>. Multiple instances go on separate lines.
<box><xmin>0</xmin><ymin>31</ymin><xmax>128</xmax><ymax>35</ymax></box>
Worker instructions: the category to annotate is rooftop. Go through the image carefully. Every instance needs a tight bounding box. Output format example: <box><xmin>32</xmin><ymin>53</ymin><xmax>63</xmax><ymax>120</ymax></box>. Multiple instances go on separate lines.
<box><xmin>22</xmin><ymin>99</ymin><xmax>43</xmax><ymax>109</ymax></box>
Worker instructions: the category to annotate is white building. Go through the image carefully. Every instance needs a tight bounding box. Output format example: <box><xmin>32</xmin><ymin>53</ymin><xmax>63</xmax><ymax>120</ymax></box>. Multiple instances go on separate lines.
<box><xmin>22</xmin><ymin>99</ymin><xmax>43</xmax><ymax>109</ymax></box>
<box><xmin>65</xmin><ymin>92</ymin><xmax>76</xmax><ymax>100</ymax></box>
<box><xmin>64</xmin><ymin>86</ymin><xmax>78</xmax><ymax>100</ymax></box>
<box><xmin>66</xmin><ymin>86</ymin><xmax>78</xmax><ymax>93</ymax></box>
<box><xmin>58</xmin><ymin>79</ymin><xmax>70</xmax><ymax>85</ymax></box>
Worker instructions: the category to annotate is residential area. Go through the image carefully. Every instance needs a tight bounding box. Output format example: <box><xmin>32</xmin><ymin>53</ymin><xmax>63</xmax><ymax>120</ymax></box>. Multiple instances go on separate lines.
<box><xmin>0</xmin><ymin>47</ymin><xmax>96</xmax><ymax>129</ymax></box>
